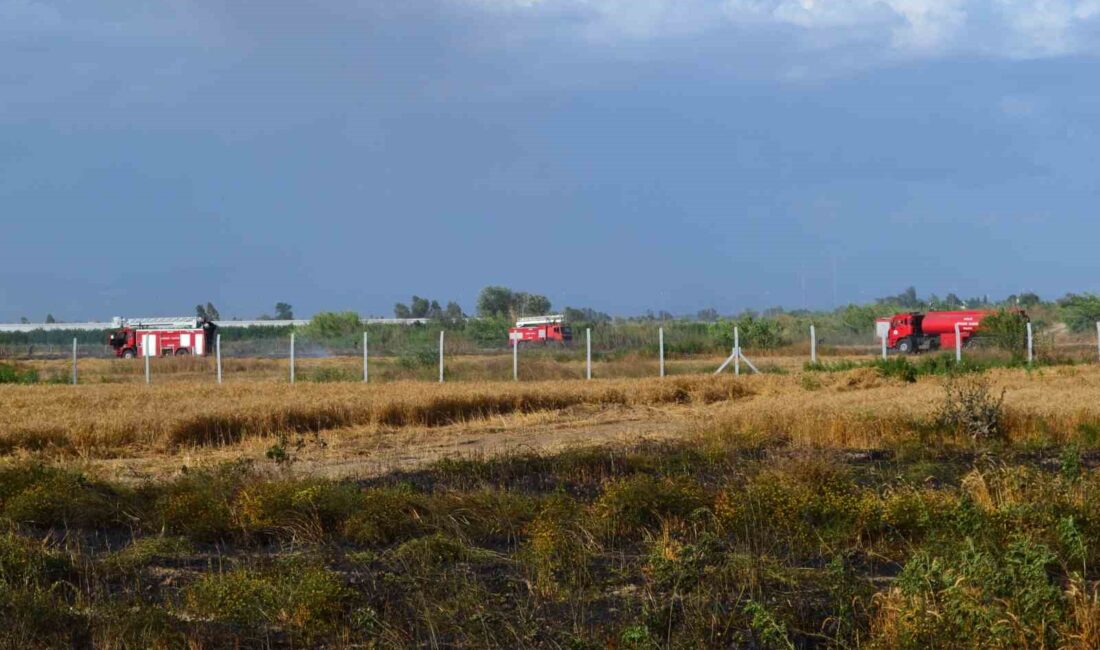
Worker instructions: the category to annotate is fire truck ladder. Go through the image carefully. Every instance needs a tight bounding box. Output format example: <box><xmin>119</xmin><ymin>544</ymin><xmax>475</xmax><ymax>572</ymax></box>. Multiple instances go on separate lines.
<box><xmin>113</xmin><ymin>316</ymin><xmax>205</xmax><ymax>329</ymax></box>
<box><xmin>515</xmin><ymin>314</ymin><xmax>565</xmax><ymax>327</ymax></box>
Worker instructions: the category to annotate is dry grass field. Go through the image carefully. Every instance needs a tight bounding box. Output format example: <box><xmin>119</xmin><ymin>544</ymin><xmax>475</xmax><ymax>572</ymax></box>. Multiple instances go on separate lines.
<box><xmin>3</xmin><ymin>355</ymin><xmax>1100</xmax><ymax>647</ymax></box>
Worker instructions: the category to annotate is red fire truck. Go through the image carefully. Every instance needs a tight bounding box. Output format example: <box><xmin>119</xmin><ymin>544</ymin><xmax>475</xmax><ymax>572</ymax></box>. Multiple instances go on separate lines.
<box><xmin>885</xmin><ymin>310</ymin><xmax>1018</xmax><ymax>353</ymax></box>
<box><xmin>508</xmin><ymin>315</ymin><xmax>573</xmax><ymax>346</ymax></box>
<box><xmin>108</xmin><ymin>317</ymin><xmax>218</xmax><ymax>358</ymax></box>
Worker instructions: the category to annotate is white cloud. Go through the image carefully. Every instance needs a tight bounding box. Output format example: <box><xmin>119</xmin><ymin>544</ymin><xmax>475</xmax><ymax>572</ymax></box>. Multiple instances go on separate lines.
<box><xmin>464</xmin><ymin>0</ymin><xmax>1100</xmax><ymax>59</ymax></box>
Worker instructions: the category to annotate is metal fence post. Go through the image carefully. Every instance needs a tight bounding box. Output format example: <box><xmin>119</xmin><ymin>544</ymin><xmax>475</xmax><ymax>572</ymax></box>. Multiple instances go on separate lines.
<box><xmin>216</xmin><ymin>334</ymin><xmax>222</xmax><ymax>384</ymax></box>
<box><xmin>659</xmin><ymin>327</ymin><xmax>665</xmax><ymax>378</ymax></box>
<box><xmin>881</xmin><ymin>332</ymin><xmax>887</xmax><ymax>360</ymax></box>
<box><xmin>145</xmin><ymin>350</ymin><xmax>151</xmax><ymax>385</ymax></box>
<box><xmin>954</xmin><ymin>323</ymin><xmax>962</xmax><ymax>364</ymax></box>
<box><xmin>290</xmin><ymin>333</ymin><xmax>296</xmax><ymax>384</ymax></box>
<box><xmin>734</xmin><ymin>327</ymin><xmax>740</xmax><ymax>376</ymax></box>
<box><xmin>71</xmin><ymin>338</ymin><xmax>78</xmax><ymax>385</ymax></box>
<box><xmin>810</xmin><ymin>324</ymin><xmax>817</xmax><ymax>364</ymax></box>
<box><xmin>586</xmin><ymin>328</ymin><xmax>592</xmax><ymax>380</ymax></box>
<box><xmin>363</xmin><ymin>332</ymin><xmax>369</xmax><ymax>383</ymax></box>
<box><xmin>439</xmin><ymin>331</ymin><xmax>444</xmax><ymax>383</ymax></box>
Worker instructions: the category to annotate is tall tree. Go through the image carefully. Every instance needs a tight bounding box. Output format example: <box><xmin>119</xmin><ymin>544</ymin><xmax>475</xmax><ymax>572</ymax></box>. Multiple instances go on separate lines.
<box><xmin>45</xmin><ymin>314</ymin><xmax>56</xmax><ymax>324</ymax></box>
<box><xmin>409</xmin><ymin>296</ymin><xmax>431</xmax><ymax>318</ymax></box>
<box><xmin>443</xmin><ymin>302</ymin><xmax>465</xmax><ymax>320</ymax></box>
<box><xmin>477</xmin><ymin>286</ymin><xmax>515</xmax><ymax>319</ymax></box>
<box><xmin>274</xmin><ymin>302</ymin><xmax>294</xmax><ymax>320</ymax></box>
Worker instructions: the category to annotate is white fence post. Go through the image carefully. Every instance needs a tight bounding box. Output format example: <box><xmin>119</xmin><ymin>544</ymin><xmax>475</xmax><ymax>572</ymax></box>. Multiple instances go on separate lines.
<box><xmin>734</xmin><ymin>327</ymin><xmax>740</xmax><ymax>376</ymax></box>
<box><xmin>290</xmin><ymin>333</ymin><xmax>296</xmax><ymax>384</ymax></box>
<box><xmin>659</xmin><ymin>327</ymin><xmax>665</xmax><ymax>378</ymax></box>
<box><xmin>810</xmin><ymin>324</ymin><xmax>817</xmax><ymax>364</ymax></box>
<box><xmin>216</xmin><ymin>334</ymin><xmax>222</xmax><ymax>384</ymax></box>
<box><xmin>1026</xmin><ymin>322</ymin><xmax>1034</xmax><ymax>365</ymax></box>
<box><xmin>145</xmin><ymin>351</ymin><xmax>151</xmax><ymax>385</ymax></box>
<box><xmin>954</xmin><ymin>323</ymin><xmax>962</xmax><ymax>364</ymax></box>
<box><xmin>881</xmin><ymin>332</ymin><xmax>887</xmax><ymax>360</ymax></box>
<box><xmin>586</xmin><ymin>328</ymin><xmax>592</xmax><ymax>380</ymax></box>
<box><xmin>363</xmin><ymin>332</ymin><xmax>369</xmax><ymax>383</ymax></box>
<box><xmin>513</xmin><ymin>338</ymin><xmax>518</xmax><ymax>381</ymax></box>
<box><xmin>1096</xmin><ymin>322</ymin><xmax>1099</xmax><ymax>363</ymax></box>
<box><xmin>71</xmin><ymin>338</ymin><xmax>78</xmax><ymax>385</ymax></box>
<box><xmin>439</xmin><ymin>331</ymin><xmax>445</xmax><ymax>383</ymax></box>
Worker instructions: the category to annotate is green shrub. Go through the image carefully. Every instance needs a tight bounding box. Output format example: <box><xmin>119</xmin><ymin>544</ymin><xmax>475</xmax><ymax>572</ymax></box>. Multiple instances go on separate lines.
<box><xmin>0</xmin><ymin>531</ymin><xmax>74</xmax><ymax>586</ymax></box>
<box><xmin>104</xmin><ymin>536</ymin><xmax>193</xmax><ymax>573</ymax></box>
<box><xmin>387</xmin><ymin>533</ymin><xmax>471</xmax><ymax>569</ymax></box>
<box><xmin>235</xmin><ymin>478</ymin><xmax>363</xmax><ymax>541</ymax></box>
<box><xmin>884</xmin><ymin>537</ymin><xmax>1063</xmax><ymax>648</ymax></box>
<box><xmin>980</xmin><ymin>309</ymin><xmax>1029</xmax><ymax>359</ymax></box>
<box><xmin>305</xmin><ymin>366</ymin><xmax>358</xmax><ymax>383</ymax></box>
<box><xmin>593</xmin><ymin>475</ymin><xmax>708</xmax><ymax>539</ymax></box>
<box><xmin>151</xmin><ymin>463</ymin><xmax>251</xmax><ymax>541</ymax></box>
<box><xmin>184</xmin><ymin>563</ymin><xmax>347</xmax><ymax>635</ymax></box>
<box><xmin>0</xmin><ymin>363</ymin><xmax>37</xmax><ymax>384</ymax></box>
<box><xmin>342</xmin><ymin>486</ymin><xmax>426</xmax><ymax>546</ymax></box>
<box><xmin>0</xmin><ymin>467</ymin><xmax>125</xmax><ymax>529</ymax></box>
<box><xmin>872</xmin><ymin>357</ymin><xmax>918</xmax><ymax>382</ymax></box>
<box><xmin>522</xmin><ymin>495</ymin><xmax>594</xmax><ymax>594</ymax></box>
<box><xmin>302</xmin><ymin>311</ymin><xmax>361</xmax><ymax>339</ymax></box>
<box><xmin>935</xmin><ymin>377</ymin><xmax>1006</xmax><ymax>441</ymax></box>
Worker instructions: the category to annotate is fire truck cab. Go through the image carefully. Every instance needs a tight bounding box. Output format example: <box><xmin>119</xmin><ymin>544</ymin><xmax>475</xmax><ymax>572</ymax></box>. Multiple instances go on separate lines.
<box><xmin>508</xmin><ymin>315</ymin><xmax>572</xmax><ymax>346</ymax></box>
<box><xmin>108</xmin><ymin>317</ymin><xmax>217</xmax><ymax>358</ymax></box>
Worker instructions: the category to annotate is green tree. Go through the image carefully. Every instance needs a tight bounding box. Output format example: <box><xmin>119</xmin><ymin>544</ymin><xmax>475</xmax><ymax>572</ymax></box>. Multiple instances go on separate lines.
<box><xmin>394</xmin><ymin>303</ymin><xmax>412</xmax><ymax>319</ymax></box>
<box><xmin>837</xmin><ymin>304</ymin><xmax>880</xmax><ymax>335</ymax></box>
<box><xmin>477</xmin><ymin>286</ymin><xmax>515</xmax><ymax>319</ymax></box>
<box><xmin>734</xmin><ymin>315</ymin><xmax>786</xmax><ymax>349</ymax></box>
<box><xmin>696</xmin><ymin>308</ymin><xmax>720</xmax><ymax>322</ymax></box>
<box><xmin>45</xmin><ymin>314</ymin><xmax>56</xmax><ymax>324</ymax></box>
<box><xmin>520</xmin><ymin>293</ymin><xmax>552</xmax><ymax>316</ymax></box>
<box><xmin>564</xmin><ymin>307</ymin><xmax>611</xmax><ymax>324</ymax></box>
<box><xmin>443</xmin><ymin>302</ymin><xmax>465</xmax><ymax>320</ymax></box>
<box><xmin>304</xmin><ymin>311</ymin><xmax>361</xmax><ymax>339</ymax></box>
<box><xmin>274</xmin><ymin>303</ymin><xmax>294</xmax><ymax>320</ymax></box>
<box><xmin>981</xmin><ymin>309</ymin><xmax>1029</xmax><ymax>359</ymax></box>
<box><xmin>409</xmin><ymin>296</ymin><xmax>431</xmax><ymax>318</ymax></box>
<box><xmin>1058</xmin><ymin>293</ymin><xmax>1100</xmax><ymax>333</ymax></box>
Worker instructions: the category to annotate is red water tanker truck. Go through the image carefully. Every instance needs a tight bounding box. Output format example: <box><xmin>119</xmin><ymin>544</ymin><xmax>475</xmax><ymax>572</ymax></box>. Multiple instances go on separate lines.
<box><xmin>883</xmin><ymin>310</ymin><xmax>1022</xmax><ymax>353</ymax></box>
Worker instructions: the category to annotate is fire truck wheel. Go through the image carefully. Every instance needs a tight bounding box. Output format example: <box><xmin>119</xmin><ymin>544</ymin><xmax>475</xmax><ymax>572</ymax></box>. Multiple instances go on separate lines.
<box><xmin>175</xmin><ymin>348</ymin><xmax>190</xmax><ymax>356</ymax></box>
<box><xmin>122</xmin><ymin>349</ymin><xmax>136</xmax><ymax>359</ymax></box>
<box><xmin>897</xmin><ymin>338</ymin><xmax>912</xmax><ymax>354</ymax></box>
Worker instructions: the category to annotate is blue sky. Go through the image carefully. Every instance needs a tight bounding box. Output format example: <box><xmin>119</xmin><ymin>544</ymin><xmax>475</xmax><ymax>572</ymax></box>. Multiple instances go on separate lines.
<box><xmin>2</xmin><ymin>1</ymin><xmax>1099</xmax><ymax>320</ymax></box>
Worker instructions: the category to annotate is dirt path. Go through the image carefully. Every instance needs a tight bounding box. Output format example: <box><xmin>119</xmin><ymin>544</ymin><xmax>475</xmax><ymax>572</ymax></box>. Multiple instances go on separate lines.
<box><xmin>88</xmin><ymin>403</ymin><xmax>695</xmax><ymax>482</ymax></box>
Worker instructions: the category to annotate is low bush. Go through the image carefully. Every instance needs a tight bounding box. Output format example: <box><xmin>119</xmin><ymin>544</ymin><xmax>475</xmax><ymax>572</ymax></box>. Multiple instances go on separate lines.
<box><xmin>936</xmin><ymin>377</ymin><xmax>1006</xmax><ymax>441</ymax></box>
<box><xmin>0</xmin><ymin>363</ymin><xmax>37</xmax><ymax>384</ymax></box>
<box><xmin>592</xmin><ymin>474</ymin><xmax>708</xmax><ymax>540</ymax></box>
<box><xmin>184</xmin><ymin>562</ymin><xmax>347</xmax><ymax>636</ymax></box>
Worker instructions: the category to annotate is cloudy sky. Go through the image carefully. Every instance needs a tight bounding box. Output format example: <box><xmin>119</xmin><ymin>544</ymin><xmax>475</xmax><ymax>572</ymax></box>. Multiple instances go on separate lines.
<box><xmin>2</xmin><ymin>0</ymin><xmax>1099</xmax><ymax>320</ymax></box>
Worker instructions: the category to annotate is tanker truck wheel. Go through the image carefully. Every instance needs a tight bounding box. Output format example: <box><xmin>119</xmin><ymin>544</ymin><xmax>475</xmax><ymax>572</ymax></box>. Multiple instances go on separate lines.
<box><xmin>175</xmin><ymin>348</ymin><xmax>190</xmax><ymax>356</ymax></box>
<box><xmin>897</xmin><ymin>338</ymin><xmax>912</xmax><ymax>354</ymax></box>
<box><xmin>122</xmin><ymin>349</ymin><xmax>136</xmax><ymax>359</ymax></box>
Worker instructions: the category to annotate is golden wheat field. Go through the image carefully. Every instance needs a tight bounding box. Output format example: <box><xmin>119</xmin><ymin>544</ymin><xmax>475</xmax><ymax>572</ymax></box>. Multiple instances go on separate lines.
<box><xmin>3</xmin><ymin>355</ymin><xmax>1098</xmax><ymax>480</ymax></box>
<box><xmin>6</xmin><ymin>354</ymin><xmax>1100</xmax><ymax>647</ymax></box>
